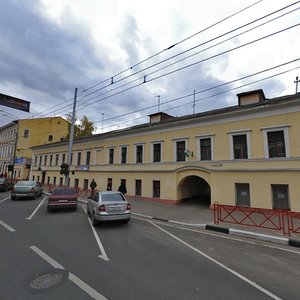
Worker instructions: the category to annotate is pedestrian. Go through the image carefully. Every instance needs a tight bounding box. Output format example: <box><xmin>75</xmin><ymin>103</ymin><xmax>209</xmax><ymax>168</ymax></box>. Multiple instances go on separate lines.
<box><xmin>118</xmin><ymin>180</ymin><xmax>127</xmax><ymax>195</ymax></box>
<box><xmin>90</xmin><ymin>179</ymin><xmax>97</xmax><ymax>195</ymax></box>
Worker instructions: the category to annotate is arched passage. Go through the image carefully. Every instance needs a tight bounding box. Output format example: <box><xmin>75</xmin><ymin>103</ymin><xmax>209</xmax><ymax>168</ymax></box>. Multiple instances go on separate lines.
<box><xmin>178</xmin><ymin>175</ymin><xmax>211</xmax><ymax>206</ymax></box>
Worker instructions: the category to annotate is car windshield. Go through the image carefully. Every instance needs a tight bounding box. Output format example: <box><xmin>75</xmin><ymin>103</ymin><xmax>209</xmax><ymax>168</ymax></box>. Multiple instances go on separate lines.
<box><xmin>0</xmin><ymin>178</ymin><xmax>6</xmax><ymax>183</ymax></box>
<box><xmin>15</xmin><ymin>181</ymin><xmax>35</xmax><ymax>186</ymax></box>
<box><xmin>102</xmin><ymin>193</ymin><xmax>125</xmax><ymax>202</ymax></box>
<box><xmin>52</xmin><ymin>189</ymin><xmax>77</xmax><ymax>195</ymax></box>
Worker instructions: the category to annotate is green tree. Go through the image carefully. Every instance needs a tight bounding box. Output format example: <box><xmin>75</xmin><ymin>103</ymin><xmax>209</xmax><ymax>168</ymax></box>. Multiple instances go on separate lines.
<box><xmin>65</xmin><ymin>115</ymin><xmax>95</xmax><ymax>139</ymax></box>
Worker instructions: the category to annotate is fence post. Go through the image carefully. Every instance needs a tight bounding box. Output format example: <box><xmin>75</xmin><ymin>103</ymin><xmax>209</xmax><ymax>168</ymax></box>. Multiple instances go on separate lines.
<box><xmin>214</xmin><ymin>202</ymin><xmax>219</xmax><ymax>224</ymax></box>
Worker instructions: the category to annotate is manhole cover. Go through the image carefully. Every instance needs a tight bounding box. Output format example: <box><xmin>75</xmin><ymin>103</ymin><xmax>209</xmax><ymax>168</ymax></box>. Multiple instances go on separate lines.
<box><xmin>30</xmin><ymin>272</ymin><xmax>65</xmax><ymax>290</ymax></box>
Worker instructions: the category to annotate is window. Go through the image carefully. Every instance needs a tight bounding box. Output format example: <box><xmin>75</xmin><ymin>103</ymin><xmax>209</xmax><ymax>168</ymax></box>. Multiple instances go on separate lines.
<box><xmin>49</xmin><ymin>155</ymin><xmax>53</xmax><ymax>166</ymax></box>
<box><xmin>59</xmin><ymin>177</ymin><xmax>63</xmax><ymax>185</ymax></box>
<box><xmin>268</xmin><ymin>131</ymin><xmax>286</xmax><ymax>158</ymax></box>
<box><xmin>53</xmin><ymin>177</ymin><xmax>56</xmax><ymax>186</ymax></box>
<box><xmin>272</xmin><ymin>184</ymin><xmax>290</xmax><ymax>210</ymax></box>
<box><xmin>233</xmin><ymin>134</ymin><xmax>248</xmax><ymax>159</ymax></box>
<box><xmin>47</xmin><ymin>176</ymin><xmax>50</xmax><ymax>184</ymax></box>
<box><xmin>107</xmin><ymin>178</ymin><xmax>112</xmax><ymax>191</ymax></box>
<box><xmin>136</xmin><ymin>145</ymin><xmax>143</xmax><ymax>163</ymax></box>
<box><xmin>83</xmin><ymin>179</ymin><xmax>88</xmax><ymax>190</ymax></box>
<box><xmin>86</xmin><ymin>151</ymin><xmax>91</xmax><ymax>165</ymax></box>
<box><xmin>34</xmin><ymin>156</ymin><xmax>38</xmax><ymax>166</ymax></box>
<box><xmin>135</xmin><ymin>179</ymin><xmax>142</xmax><ymax>196</ymax></box>
<box><xmin>77</xmin><ymin>152</ymin><xmax>81</xmax><ymax>165</ymax></box>
<box><xmin>235</xmin><ymin>183</ymin><xmax>250</xmax><ymax>206</ymax></box>
<box><xmin>153</xmin><ymin>143</ymin><xmax>161</xmax><ymax>162</ymax></box>
<box><xmin>70</xmin><ymin>153</ymin><xmax>73</xmax><ymax>165</ymax></box>
<box><xmin>55</xmin><ymin>154</ymin><xmax>59</xmax><ymax>166</ymax></box>
<box><xmin>62</xmin><ymin>153</ymin><xmax>66</xmax><ymax>164</ymax></box>
<box><xmin>229</xmin><ymin>130</ymin><xmax>251</xmax><ymax>160</ymax></box>
<box><xmin>39</xmin><ymin>156</ymin><xmax>42</xmax><ymax>166</ymax></box>
<box><xmin>199</xmin><ymin>138</ymin><xmax>212</xmax><ymax>161</ymax></box>
<box><xmin>121</xmin><ymin>147</ymin><xmax>127</xmax><ymax>164</ymax></box>
<box><xmin>262</xmin><ymin>126</ymin><xmax>289</xmax><ymax>158</ymax></box>
<box><xmin>176</xmin><ymin>141</ymin><xmax>186</xmax><ymax>162</ymax></box>
<box><xmin>23</xmin><ymin>129</ymin><xmax>29</xmax><ymax>138</ymax></box>
<box><xmin>48</xmin><ymin>135</ymin><xmax>53</xmax><ymax>142</ymax></box>
<box><xmin>153</xmin><ymin>181</ymin><xmax>160</xmax><ymax>198</ymax></box>
<box><xmin>109</xmin><ymin>148</ymin><xmax>114</xmax><ymax>164</ymax></box>
<box><xmin>74</xmin><ymin>178</ymin><xmax>79</xmax><ymax>188</ymax></box>
<box><xmin>44</xmin><ymin>155</ymin><xmax>48</xmax><ymax>166</ymax></box>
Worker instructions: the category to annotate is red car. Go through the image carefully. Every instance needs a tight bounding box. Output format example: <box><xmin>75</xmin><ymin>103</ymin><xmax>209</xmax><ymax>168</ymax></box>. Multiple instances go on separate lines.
<box><xmin>47</xmin><ymin>187</ymin><xmax>78</xmax><ymax>212</ymax></box>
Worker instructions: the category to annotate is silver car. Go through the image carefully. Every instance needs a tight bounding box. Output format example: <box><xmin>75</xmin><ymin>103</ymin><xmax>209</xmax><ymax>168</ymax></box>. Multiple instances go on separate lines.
<box><xmin>11</xmin><ymin>180</ymin><xmax>43</xmax><ymax>200</ymax></box>
<box><xmin>87</xmin><ymin>191</ymin><xmax>131</xmax><ymax>226</ymax></box>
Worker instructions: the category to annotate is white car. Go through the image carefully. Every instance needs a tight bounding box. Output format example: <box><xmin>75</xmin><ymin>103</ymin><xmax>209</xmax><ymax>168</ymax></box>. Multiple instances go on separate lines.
<box><xmin>87</xmin><ymin>191</ymin><xmax>131</xmax><ymax>226</ymax></box>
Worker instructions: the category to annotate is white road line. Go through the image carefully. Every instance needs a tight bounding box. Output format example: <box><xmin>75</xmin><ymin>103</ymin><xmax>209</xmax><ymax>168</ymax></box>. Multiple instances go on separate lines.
<box><xmin>0</xmin><ymin>219</ymin><xmax>16</xmax><ymax>232</ymax></box>
<box><xmin>151</xmin><ymin>221</ymin><xmax>282</xmax><ymax>300</ymax></box>
<box><xmin>30</xmin><ymin>246</ymin><xmax>64</xmax><ymax>269</ymax></box>
<box><xmin>68</xmin><ymin>273</ymin><xmax>108</xmax><ymax>300</ymax></box>
<box><xmin>82</xmin><ymin>205</ymin><xmax>109</xmax><ymax>261</ymax></box>
<box><xmin>0</xmin><ymin>196</ymin><xmax>11</xmax><ymax>203</ymax></box>
<box><xmin>30</xmin><ymin>246</ymin><xmax>107</xmax><ymax>300</ymax></box>
<box><xmin>26</xmin><ymin>197</ymin><xmax>46</xmax><ymax>220</ymax></box>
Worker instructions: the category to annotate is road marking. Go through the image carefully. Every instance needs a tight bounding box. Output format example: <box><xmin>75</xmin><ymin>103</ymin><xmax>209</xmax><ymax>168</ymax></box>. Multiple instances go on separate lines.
<box><xmin>151</xmin><ymin>221</ymin><xmax>282</xmax><ymax>300</ymax></box>
<box><xmin>133</xmin><ymin>216</ymin><xmax>300</xmax><ymax>255</ymax></box>
<box><xmin>0</xmin><ymin>196</ymin><xmax>11</xmax><ymax>203</ymax></box>
<box><xmin>26</xmin><ymin>197</ymin><xmax>47</xmax><ymax>220</ymax></box>
<box><xmin>82</xmin><ymin>205</ymin><xmax>110</xmax><ymax>261</ymax></box>
<box><xmin>30</xmin><ymin>245</ymin><xmax>107</xmax><ymax>300</ymax></box>
<box><xmin>0</xmin><ymin>219</ymin><xmax>16</xmax><ymax>232</ymax></box>
<box><xmin>30</xmin><ymin>246</ymin><xmax>64</xmax><ymax>269</ymax></box>
<box><xmin>68</xmin><ymin>273</ymin><xmax>107</xmax><ymax>300</ymax></box>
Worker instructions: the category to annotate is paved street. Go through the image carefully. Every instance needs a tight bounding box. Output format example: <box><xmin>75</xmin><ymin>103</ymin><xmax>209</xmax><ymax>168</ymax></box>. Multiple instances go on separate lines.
<box><xmin>1</xmin><ymin>191</ymin><xmax>300</xmax><ymax>300</ymax></box>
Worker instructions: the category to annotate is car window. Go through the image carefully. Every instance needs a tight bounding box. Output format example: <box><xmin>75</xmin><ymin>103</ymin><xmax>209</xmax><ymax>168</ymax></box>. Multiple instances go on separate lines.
<box><xmin>93</xmin><ymin>193</ymin><xmax>99</xmax><ymax>202</ymax></box>
<box><xmin>16</xmin><ymin>181</ymin><xmax>34</xmax><ymax>186</ymax></box>
<box><xmin>0</xmin><ymin>179</ymin><xmax>5</xmax><ymax>183</ymax></box>
<box><xmin>52</xmin><ymin>189</ymin><xmax>77</xmax><ymax>195</ymax></box>
<box><xmin>102</xmin><ymin>193</ymin><xmax>125</xmax><ymax>202</ymax></box>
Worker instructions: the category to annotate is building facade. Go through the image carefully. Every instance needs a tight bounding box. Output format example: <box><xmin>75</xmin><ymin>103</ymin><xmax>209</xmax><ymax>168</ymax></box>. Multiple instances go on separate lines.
<box><xmin>0</xmin><ymin>117</ymin><xmax>69</xmax><ymax>179</ymax></box>
<box><xmin>30</xmin><ymin>90</ymin><xmax>300</xmax><ymax>212</ymax></box>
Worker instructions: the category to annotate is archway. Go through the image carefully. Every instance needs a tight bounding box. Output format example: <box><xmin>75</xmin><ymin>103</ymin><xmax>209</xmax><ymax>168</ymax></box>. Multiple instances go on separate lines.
<box><xmin>178</xmin><ymin>175</ymin><xmax>211</xmax><ymax>206</ymax></box>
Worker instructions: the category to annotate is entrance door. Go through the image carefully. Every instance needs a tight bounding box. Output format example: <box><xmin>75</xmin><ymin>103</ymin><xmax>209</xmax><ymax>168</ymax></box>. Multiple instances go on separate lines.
<box><xmin>235</xmin><ymin>183</ymin><xmax>250</xmax><ymax>206</ymax></box>
<box><xmin>272</xmin><ymin>184</ymin><xmax>290</xmax><ymax>210</ymax></box>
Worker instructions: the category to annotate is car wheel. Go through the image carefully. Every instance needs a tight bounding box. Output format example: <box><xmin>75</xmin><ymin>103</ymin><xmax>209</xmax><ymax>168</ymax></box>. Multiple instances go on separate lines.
<box><xmin>11</xmin><ymin>196</ymin><xmax>16</xmax><ymax>200</ymax></box>
<box><xmin>47</xmin><ymin>206</ymin><xmax>52</xmax><ymax>212</ymax></box>
<box><xmin>123</xmin><ymin>218</ymin><xmax>130</xmax><ymax>224</ymax></box>
<box><xmin>33</xmin><ymin>193</ymin><xmax>37</xmax><ymax>200</ymax></box>
<box><xmin>5</xmin><ymin>186</ymin><xmax>8</xmax><ymax>192</ymax></box>
<box><xmin>91</xmin><ymin>212</ymin><xmax>98</xmax><ymax>226</ymax></box>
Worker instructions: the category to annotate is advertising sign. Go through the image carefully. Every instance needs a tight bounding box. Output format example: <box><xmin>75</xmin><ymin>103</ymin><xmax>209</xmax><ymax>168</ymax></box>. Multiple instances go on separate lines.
<box><xmin>0</xmin><ymin>93</ymin><xmax>30</xmax><ymax>112</ymax></box>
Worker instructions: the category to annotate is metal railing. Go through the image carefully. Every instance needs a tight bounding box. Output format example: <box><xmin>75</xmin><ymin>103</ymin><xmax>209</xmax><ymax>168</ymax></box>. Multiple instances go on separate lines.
<box><xmin>214</xmin><ymin>202</ymin><xmax>300</xmax><ymax>236</ymax></box>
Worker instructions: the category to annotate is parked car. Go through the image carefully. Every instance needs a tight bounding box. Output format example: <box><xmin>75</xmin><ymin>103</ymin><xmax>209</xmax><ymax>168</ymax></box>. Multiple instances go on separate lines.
<box><xmin>11</xmin><ymin>180</ymin><xmax>43</xmax><ymax>200</ymax></box>
<box><xmin>87</xmin><ymin>191</ymin><xmax>131</xmax><ymax>225</ymax></box>
<box><xmin>0</xmin><ymin>178</ymin><xmax>14</xmax><ymax>192</ymax></box>
<box><xmin>47</xmin><ymin>187</ymin><xmax>78</xmax><ymax>211</ymax></box>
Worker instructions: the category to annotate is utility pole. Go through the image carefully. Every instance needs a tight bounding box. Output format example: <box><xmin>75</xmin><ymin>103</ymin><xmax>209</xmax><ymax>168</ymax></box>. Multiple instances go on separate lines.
<box><xmin>102</xmin><ymin>113</ymin><xmax>104</xmax><ymax>132</ymax></box>
<box><xmin>65</xmin><ymin>87</ymin><xmax>77</xmax><ymax>187</ymax></box>
<box><xmin>193</xmin><ymin>90</ymin><xmax>196</xmax><ymax>114</ymax></box>
<box><xmin>294</xmin><ymin>76</ymin><xmax>299</xmax><ymax>94</ymax></box>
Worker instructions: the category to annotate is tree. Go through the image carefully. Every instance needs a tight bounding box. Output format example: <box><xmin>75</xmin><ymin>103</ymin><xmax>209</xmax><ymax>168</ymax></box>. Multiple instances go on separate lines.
<box><xmin>64</xmin><ymin>115</ymin><xmax>95</xmax><ymax>139</ymax></box>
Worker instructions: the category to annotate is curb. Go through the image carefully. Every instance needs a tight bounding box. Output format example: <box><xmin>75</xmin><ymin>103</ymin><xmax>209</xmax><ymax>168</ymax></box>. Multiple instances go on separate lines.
<box><xmin>132</xmin><ymin>212</ymin><xmax>300</xmax><ymax>248</ymax></box>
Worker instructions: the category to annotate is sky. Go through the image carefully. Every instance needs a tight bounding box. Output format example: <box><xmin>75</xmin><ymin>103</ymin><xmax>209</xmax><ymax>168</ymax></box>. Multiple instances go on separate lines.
<box><xmin>0</xmin><ymin>0</ymin><xmax>300</xmax><ymax>132</ymax></box>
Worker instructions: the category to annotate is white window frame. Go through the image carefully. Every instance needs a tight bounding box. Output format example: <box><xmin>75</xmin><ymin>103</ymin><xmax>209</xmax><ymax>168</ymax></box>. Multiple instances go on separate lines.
<box><xmin>150</xmin><ymin>141</ymin><xmax>163</xmax><ymax>163</ymax></box>
<box><xmin>134</xmin><ymin>143</ymin><xmax>144</xmax><ymax>163</ymax></box>
<box><xmin>172</xmin><ymin>138</ymin><xmax>188</xmax><ymax>162</ymax></box>
<box><xmin>107</xmin><ymin>147</ymin><xmax>115</xmax><ymax>164</ymax></box>
<box><xmin>228</xmin><ymin>129</ymin><xmax>251</xmax><ymax>160</ymax></box>
<box><xmin>119</xmin><ymin>145</ymin><xmax>128</xmax><ymax>164</ymax></box>
<box><xmin>261</xmin><ymin>125</ymin><xmax>290</xmax><ymax>158</ymax></box>
<box><xmin>196</xmin><ymin>134</ymin><xmax>214</xmax><ymax>161</ymax></box>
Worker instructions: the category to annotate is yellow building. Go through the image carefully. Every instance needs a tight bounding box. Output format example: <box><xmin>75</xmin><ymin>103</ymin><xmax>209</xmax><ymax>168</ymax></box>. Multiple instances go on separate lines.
<box><xmin>30</xmin><ymin>90</ymin><xmax>300</xmax><ymax>212</ymax></box>
<box><xmin>0</xmin><ymin>117</ymin><xmax>69</xmax><ymax>179</ymax></box>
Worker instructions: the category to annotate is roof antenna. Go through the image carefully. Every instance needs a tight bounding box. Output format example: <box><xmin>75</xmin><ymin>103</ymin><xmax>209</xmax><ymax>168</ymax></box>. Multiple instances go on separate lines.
<box><xmin>294</xmin><ymin>76</ymin><xmax>299</xmax><ymax>94</ymax></box>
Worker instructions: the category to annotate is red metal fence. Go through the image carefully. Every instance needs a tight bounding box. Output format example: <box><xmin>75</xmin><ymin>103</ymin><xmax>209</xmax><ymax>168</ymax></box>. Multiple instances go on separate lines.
<box><xmin>214</xmin><ymin>202</ymin><xmax>300</xmax><ymax>236</ymax></box>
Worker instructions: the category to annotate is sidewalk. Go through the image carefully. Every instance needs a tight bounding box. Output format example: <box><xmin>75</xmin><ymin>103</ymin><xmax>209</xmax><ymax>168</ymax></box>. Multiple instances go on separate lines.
<box><xmin>126</xmin><ymin>196</ymin><xmax>300</xmax><ymax>248</ymax></box>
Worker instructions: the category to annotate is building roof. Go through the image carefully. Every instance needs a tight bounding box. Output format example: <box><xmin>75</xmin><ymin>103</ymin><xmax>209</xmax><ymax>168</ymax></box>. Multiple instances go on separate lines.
<box><xmin>30</xmin><ymin>91</ymin><xmax>300</xmax><ymax>150</ymax></box>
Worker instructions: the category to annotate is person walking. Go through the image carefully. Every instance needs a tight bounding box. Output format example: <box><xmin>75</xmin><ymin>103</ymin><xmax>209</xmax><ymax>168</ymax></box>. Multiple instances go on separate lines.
<box><xmin>90</xmin><ymin>179</ymin><xmax>97</xmax><ymax>195</ymax></box>
<box><xmin>118</xmin><ymin>181</ymin><xmax>127</xmax><ymax>195</ymax></box>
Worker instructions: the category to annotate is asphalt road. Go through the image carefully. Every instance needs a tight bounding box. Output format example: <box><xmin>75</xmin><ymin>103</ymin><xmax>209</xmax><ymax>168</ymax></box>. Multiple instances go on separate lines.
<box><xmin>0</xmin><ymin>191</ymin><xmax>300</xmax><ymax>300</ymax></box>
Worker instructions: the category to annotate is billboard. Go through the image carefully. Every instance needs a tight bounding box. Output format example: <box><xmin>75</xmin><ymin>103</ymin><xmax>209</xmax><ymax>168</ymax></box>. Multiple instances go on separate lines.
<box><xmin>0</xmin><ymin>93</ymin><xmax>30</xmax><ymax>112</ymax></box>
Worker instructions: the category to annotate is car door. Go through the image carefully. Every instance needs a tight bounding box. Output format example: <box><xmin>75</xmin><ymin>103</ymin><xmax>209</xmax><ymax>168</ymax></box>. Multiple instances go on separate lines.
<box><xmin>89</xmin><ymin>192</ymin><xmax>99</xmax><ymax>213</ymax></box>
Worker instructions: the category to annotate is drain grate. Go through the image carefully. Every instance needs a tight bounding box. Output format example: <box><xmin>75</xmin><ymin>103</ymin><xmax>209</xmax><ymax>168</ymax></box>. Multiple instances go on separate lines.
<box><xmin>30</xmin><ymin>272</ymin><xmax>65</xmax><ymax>290</ymax></box>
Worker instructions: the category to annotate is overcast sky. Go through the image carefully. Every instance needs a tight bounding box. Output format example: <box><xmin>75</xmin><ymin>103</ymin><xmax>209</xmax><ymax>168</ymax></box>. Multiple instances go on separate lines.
<box><xmin>0</xmin><ymin>0</ymin><xmax>299</xmax><ymax>132</ymax></box>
